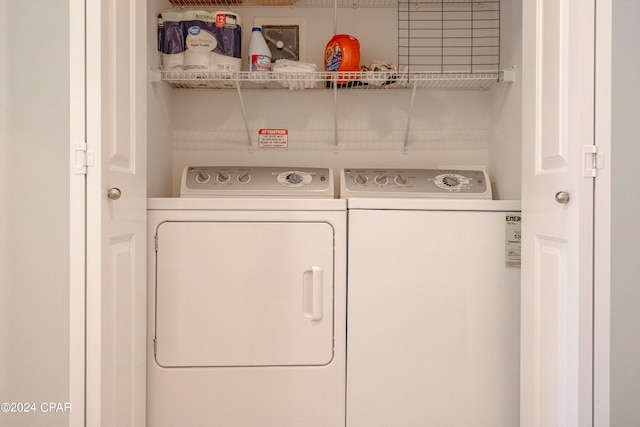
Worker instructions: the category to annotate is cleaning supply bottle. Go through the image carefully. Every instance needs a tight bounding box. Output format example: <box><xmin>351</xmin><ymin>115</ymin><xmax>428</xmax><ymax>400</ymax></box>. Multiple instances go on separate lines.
<box><xmin>325</xmin><ymin>34</ymin><xmax>360</xmax><ymax>84</ymax></box>
<box><xmin>248</xmin><ymin>27</ymin><xmax>272</xmax><ymax>71</ymax></box>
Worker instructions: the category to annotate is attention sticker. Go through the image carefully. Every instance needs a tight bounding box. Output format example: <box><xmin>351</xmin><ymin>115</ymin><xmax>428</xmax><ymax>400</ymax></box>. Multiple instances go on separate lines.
<box><xmin>258</xmin><ymin>129</ymin><xmax>288</xmax><ymax>148</ymax></box>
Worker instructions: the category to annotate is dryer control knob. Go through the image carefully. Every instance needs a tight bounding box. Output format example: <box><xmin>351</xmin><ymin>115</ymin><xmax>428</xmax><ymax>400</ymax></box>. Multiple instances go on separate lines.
<box><xmin>237</xmin><ymin>172</ymin><xmax>251</xmax><ymax>184</ymax></box>
<box><xmin>216</xmin><ymin>172</ymin><xmax>231</xmax><ymax>183</ymax></box>
<box><xmin>287</xmin><ymin>172</ymin><xmax>303</xmax><ymax>184</ymax></box>
<box><xmin>374</xmin><ymin>175</ymin><xmax>389</xmax><ymax>186</ymax></box>
<box><xmin>395</xmin><ymin>174</ymin><xmax>408</xmax><ymax>186</ymax></box>
<box><xmin>277</xmin><ymin>170</ymin><xmax>312</xmax><ymax>187</ymax></box>
<box><xmin>196</xmin><ymin>171</ymin><xmax>211</xmax><ymax>183</ymax></box>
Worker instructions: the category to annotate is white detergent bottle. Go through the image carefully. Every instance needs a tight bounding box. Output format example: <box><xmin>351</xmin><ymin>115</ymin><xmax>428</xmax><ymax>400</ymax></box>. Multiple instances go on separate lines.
<box><xmin>248</xmin><ymin>27</ymin><xmax>272</xmax><ymax>71</ymax></box>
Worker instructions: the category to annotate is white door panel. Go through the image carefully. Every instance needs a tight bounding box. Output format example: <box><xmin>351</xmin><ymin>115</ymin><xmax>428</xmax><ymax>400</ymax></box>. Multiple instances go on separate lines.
<box><xmin>86</xmin><ymin>0</ymin><xmax>147</xmax><ymax>425</ymax></box>
<box><xmin>538</xmin><ymin>0</ymin><xmax>570</xmax><ymax>172</ymax></box>
<box><xmin>534</xmin><ymin>237</ymin><xmax>571</xmax><ymax>426</ymax></box>
<box><xmin>154</xmin><ymin>221</ymin><xmax>335</xmax><ymax>367</ymax></box>
<box><xmin>521</xmin><ymin>0</ymin><xmax>595</xmax><ymax>425</ymax></box>
<box><xmin>103</xmin><ymin>235</ymin><xmax>137</xmax><ymax>426</ymax></box>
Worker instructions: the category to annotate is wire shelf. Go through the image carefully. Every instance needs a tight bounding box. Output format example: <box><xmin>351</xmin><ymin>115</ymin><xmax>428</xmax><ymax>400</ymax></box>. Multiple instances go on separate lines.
<box><xmin>167</xmin><ymin>0</ymin><xmax>491</xmax><ymax>5</ymax></box>
<box><xmin>398</xmin><ymin>0</ymin><xmax>500</xmax><ymax>73</ymax></box>
<box><xmin>155</xmin><ymin>0</ymin><xmax>505</xmax><ymax>151</ymax></box>
<box><xmin>159</xmin><ymin>70</ymin><xmax>502</xmax><ymax>90</ymax></box>
<box><xmin>168</xmin><ymin>0</ymin><xmax>397</xmax><ymax>7</ymax></box>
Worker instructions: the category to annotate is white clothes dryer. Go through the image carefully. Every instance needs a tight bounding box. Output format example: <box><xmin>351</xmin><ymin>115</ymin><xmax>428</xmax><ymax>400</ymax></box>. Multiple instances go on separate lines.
<box><xmin>147</xmin><ymin>167</ymin><xmax>346</xmax><ymax>427</ymax></box>
<box><xmin>341</xmin><ymin>168</ymin><xmax>521</xmax><ymax>427</ymax></box>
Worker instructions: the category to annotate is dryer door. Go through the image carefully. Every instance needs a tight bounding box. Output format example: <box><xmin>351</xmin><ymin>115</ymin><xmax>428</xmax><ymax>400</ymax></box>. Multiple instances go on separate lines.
<box><xmin>154</xmin><ymin>221</ymin><xmax>335</xmax><ymax>368</ymax></box>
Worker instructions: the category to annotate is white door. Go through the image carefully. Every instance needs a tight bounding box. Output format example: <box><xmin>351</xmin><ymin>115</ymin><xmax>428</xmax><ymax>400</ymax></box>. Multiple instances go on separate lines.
<box><xmin>521</xmin><ymin>0</ymin><xmax>595</xmax><ymax>426</ymax></box>
<box><xmin>85</xmin><ymin>0</ymin><xmax>148</xmax><ymax>425</ymax></box>
<box><xmin>154</xmin><ymin>221</ymin><xmax>335</xmax><ymax>367</ymax></box>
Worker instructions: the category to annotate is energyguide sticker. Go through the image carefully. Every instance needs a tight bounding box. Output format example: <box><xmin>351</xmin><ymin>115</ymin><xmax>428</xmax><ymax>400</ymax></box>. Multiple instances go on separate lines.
<box><xmin>505</xmin><ymin>214</ymin><xmax>522</xmax><ymax>268</ymax></box>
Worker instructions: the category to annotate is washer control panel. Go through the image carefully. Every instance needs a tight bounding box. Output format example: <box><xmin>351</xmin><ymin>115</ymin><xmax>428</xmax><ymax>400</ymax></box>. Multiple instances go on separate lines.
<box><xmin>181</xmin><ymin>166</ymin><xmax>334</xmax><ymax>198</ymax></box>
<box><xmin>340</xmin><ymin>168</ymin><xmax>492</xmax><ymax>199</ymax></box>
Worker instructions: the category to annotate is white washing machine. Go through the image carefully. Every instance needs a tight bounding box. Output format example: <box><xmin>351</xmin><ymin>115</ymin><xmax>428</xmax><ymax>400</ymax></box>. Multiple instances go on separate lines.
<box><xmin>147</xmin><ymin>166</ymin><xmax>347</xmax><ymax>427</ymax></box>
<box><xmin>341</xmin><ymin>168</ymin><xmax>521</xmax><ymax>427</ymax></box>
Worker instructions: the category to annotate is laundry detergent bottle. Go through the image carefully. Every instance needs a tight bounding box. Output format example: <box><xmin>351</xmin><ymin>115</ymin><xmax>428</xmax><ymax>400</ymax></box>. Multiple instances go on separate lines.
<box><xmin>248</xmin><ymin>27</ymin><xmax>272</xmax><ymax>71</ymax></box>
<box><xmin>324</xmin><ymin>34</ymin><xmax>360</xmax><ymax>84</ymax></box>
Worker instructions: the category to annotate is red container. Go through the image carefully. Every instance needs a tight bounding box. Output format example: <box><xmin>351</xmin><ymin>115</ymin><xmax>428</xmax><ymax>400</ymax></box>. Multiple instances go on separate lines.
<box><xmin>324</xmin><ymin>34</ymin><xmax>360</xmax><ymax>83</ymax></box>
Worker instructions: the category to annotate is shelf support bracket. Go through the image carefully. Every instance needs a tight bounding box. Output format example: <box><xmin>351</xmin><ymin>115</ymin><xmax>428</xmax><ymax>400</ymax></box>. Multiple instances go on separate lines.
<box><xmin>332</xmin><ymin>74</ymin><xmax>339</xmax><ymax>153</ymax></box>
<box><xmin>235</xmin><ymin>80</ymin><xmax>254</xmax><ymax>153</ymax></box>
<box><xmin>501</xmin><ymin>66</ymin><xmax>516</xmax><ymax>83</ymax></box>
<box><xmin>403</xmin><ymin>79</ymin><xmax>418</xmax><ymax>154</ymax></box>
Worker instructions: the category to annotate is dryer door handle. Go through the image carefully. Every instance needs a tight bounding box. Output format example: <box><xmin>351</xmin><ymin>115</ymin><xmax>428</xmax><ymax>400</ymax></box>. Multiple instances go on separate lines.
<box><xmin>303</xmin><ymin>266</ymin><xmax>323</xmax><ymax>321</ymax></box>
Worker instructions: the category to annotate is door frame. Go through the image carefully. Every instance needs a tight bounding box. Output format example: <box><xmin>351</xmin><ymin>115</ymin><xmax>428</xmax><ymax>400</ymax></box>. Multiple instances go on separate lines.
<box><xmin>69</xmin><ymin>0</ymin><xmax>86</xmax><ymax>424</ymax></box>
<box><xmin>594</xmin><ymin>0</ymin><xmax>613</xmax><ymax>424</ymax></box>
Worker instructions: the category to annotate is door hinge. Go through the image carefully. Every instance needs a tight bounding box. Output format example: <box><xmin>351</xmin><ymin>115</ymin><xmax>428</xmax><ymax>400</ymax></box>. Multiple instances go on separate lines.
<box><xmin>73</xmin><ymin>142</ymin><xmax>95</xmax><ymax>175</ymax></box>
<box><xmin>153</xmin><ymin>337</ymin><xmax>158</xmax><ymax>356</ymax></box>
<box><xmin>583</xmin><ymin>145</ymin><xmax>604</xmax><ymax>177</ymax></box>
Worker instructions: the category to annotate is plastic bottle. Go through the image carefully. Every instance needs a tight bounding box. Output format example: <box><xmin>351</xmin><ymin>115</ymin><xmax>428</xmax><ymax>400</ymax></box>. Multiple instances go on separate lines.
<box><xmin>325</xmin><ymin>34</ymin><xmax>360</xmax><ymax>84</ymax></box>
<box><xmin>248</xmin><ymin>27</ymin><xmax>272</xmax><ymax>72</ymax></box>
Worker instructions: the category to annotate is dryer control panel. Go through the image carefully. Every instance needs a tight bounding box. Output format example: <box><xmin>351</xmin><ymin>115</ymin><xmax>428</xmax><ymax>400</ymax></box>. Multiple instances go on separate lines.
<box><xmin>181</xmin><ymin>166</ymin><xmax>335</xmax><ymax>198</ymax></box>
<box><xmin>340</xmin><ymin>168</ymin><xmax>492</xmax><ymax>199</ymax></box>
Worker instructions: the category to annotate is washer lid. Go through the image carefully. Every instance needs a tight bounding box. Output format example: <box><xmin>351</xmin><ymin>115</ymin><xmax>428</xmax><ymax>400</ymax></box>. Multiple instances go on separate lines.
<box><xmin>346</xmin><ymin>198</ymin><xmax>520</xmax><ymax>211</ymax></box>
<box><xmin>340</xmin><ymin>168</ymin><xmax>492</xmax><ymax>199</ymax></box>
<box><xmin>181</xmin><ymin>166</ymin><xmax>335</xmax><ymax>198</ymax></box>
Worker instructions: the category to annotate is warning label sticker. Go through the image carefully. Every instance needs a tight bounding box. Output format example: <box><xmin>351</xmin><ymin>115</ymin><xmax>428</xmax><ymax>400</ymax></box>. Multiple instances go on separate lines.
<box><xmin>258</xmin><ymin>128</ymin><xmax>288</xmax><ymax>148</ymax></box>
<box><xmin>505</xmin><ymin>214</ymin><xmax>521</xmax><ymax>269</ymax></box>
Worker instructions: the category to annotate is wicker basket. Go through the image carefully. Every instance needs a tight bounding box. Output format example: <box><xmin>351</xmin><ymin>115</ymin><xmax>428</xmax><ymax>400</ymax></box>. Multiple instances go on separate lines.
<box><xmin>252</xmin><ymin>0</ymin><xmax>299</xmax><ymax>4</ymax></box>
<box><xmin>169</xmin><ymin>0</ymin><xmax>301</xmax><ymax>5</ymax></box>
<box><xmin>169</xmin><ymin>0</ymin><xmax>243</xmax><ymax>6</ymax></box>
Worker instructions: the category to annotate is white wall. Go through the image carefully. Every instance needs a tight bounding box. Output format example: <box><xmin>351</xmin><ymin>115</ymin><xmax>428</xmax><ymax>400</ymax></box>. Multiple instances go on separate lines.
<box><xmin>147</xmin><ymin>0</ymin><xmax>523</xmax><ymax>200</ymax></box>
<box><xmin>147</xmin><ymin>0</ymin><xmax>174</xmax><ymax>198</ymax></box>
<box><xmin>0</xmin><ymin>1</ymin><xmax>70</xmax><ymax>426</ymax></box>
<box><xmin>488</xmin><ymin>0</ymin><xmax>522</xmax><ymax>200</ymax></box>
<box><xmin>610</xmin><ymin>1</ymin><xmax>640</xmax><ymax>425</ymax></box>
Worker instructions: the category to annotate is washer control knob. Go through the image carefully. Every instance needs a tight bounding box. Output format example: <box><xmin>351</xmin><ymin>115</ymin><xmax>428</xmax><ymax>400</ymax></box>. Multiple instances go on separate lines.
<box><xmin>395</xmin><ymin>174</ymin><xmax>408</xmax><ymax>186</ymax></box>
<box><xmin>196</xmin><ymin>171</ymin><xmax>210</xmax><ymax>183</ymax></box>
<box><xmin>374</xmin><ymin>175</ymin><xmax>389</xmax><ymax>186</ymax></box>
<box><xmin>442</xmin><ymin>175</ymin><xmax>460</xmax><ymax>188</ymax></box>
<box><xmin>216</xmin><ymin>172</ymin><xmax>231</xmax><ymax>183</ymax></box>
<box><xmin>237</xmin><ymin>172</ymin><xmax>251</xmax><ymax>184</ymax></box>
<box><xmin>354</xmin><ymin>174</ymin><xmax>368</xmax><ymax>185</ymax></box>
